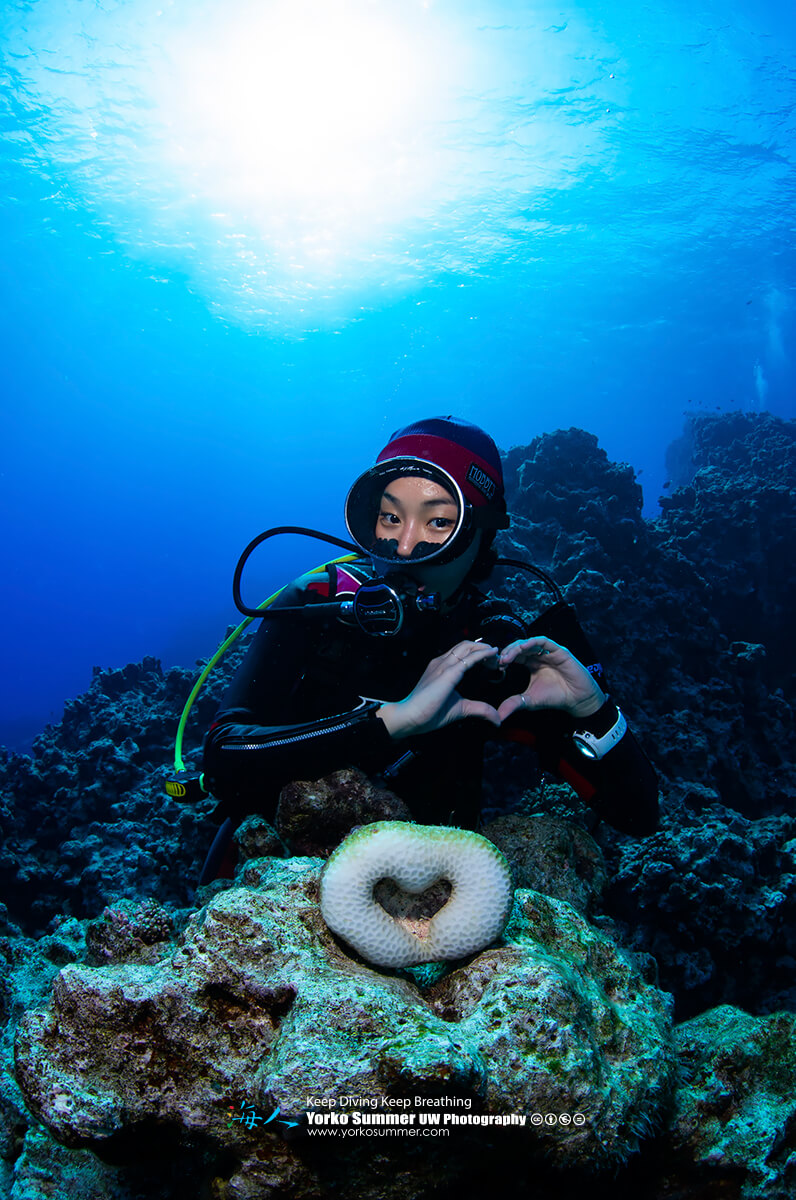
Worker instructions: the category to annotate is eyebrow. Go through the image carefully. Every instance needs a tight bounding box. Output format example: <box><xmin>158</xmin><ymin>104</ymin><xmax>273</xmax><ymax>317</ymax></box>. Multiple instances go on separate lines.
<box><xmin>381</xmin><ymin>490</ymin><xmax>457</xmax><ymax>509</ymax></box>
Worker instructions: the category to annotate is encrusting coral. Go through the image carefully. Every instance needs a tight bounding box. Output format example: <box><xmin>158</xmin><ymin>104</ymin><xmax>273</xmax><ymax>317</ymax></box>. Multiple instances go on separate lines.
<box><xmin>664</xmin><ymin>1005</ymin><xmax>796</xmax><ymax>1198</ymax></box>
<box><xmin>13</xmin><ymin>854</ymin><xmax>675</xmax><ymax>1196</ymax></box>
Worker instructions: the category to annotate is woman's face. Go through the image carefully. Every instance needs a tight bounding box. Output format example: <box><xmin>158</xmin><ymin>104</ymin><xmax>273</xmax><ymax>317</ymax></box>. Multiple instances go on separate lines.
<box><xmin>374</xmin><ymin>476</ymin><xmax>458</xmax><ymax>559</ymax></box>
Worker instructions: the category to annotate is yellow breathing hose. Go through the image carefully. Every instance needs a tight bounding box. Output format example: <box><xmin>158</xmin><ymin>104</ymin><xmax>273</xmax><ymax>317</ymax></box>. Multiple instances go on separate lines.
<box><xmin>173</xmin><ymin>554</ymin><xmax>359</xmax><ymax>774</ymax></box>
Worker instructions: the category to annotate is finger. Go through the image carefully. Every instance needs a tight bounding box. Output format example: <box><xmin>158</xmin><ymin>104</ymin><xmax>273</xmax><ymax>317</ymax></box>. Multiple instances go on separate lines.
<box><xmin>447</xmin><ymin>639</ymin><xmax>497</xmax><ymax>661</ymax></box>
<box><xmin>499</xmin><ymin>636</ymin><xmax>560</xmax><ymax>666</ymax></box>
<box><xmin>455</xmin><ymin>699</ymin><xmax>501</xmax><ymax>726</ymax></box>
<box><xmin>497</xmin><ymin>695</ymin><xmax>530</xmax><ymax>721</ymax></box>
<box><xmin>443</xmin><ymin>642</ymin><xmax>499</xmax><ymax>672</ymax></box>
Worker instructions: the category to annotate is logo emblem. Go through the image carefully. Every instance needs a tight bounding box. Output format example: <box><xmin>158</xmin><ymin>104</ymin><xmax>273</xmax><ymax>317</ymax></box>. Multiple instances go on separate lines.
<box><xmin>466</xmin><ymin>463</ymin><xmax>497</xmax><ymax>500</ymax></box>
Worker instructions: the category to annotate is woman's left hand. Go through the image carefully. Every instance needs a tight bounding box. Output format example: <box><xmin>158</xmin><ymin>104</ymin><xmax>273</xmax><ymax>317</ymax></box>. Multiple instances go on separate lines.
<box><xmin>496</xmin><ymin>636</ymin><xmax>606</xmax><ymax>722</ymax></box>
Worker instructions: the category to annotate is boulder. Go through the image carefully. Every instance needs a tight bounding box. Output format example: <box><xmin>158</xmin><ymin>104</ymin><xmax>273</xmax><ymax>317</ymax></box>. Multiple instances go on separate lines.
<box><xmin>14</xmin><ymin>856</ymin><xmax>675</xmax><ymax>1196</ymax></box>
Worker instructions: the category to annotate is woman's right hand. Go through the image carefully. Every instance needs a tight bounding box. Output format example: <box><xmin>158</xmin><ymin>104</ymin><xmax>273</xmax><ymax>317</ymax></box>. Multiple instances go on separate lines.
<box><xmin>377</xmin><ymin>640</ymin><xmax>501</xmax><ymax>739</ymax></box>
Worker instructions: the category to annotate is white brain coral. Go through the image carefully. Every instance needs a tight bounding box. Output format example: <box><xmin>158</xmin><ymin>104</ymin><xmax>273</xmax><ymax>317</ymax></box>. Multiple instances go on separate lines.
<box><xmin>320</xmin><ymin>821</ymin><xmax>513</xmax><ymax>968</ymax></box>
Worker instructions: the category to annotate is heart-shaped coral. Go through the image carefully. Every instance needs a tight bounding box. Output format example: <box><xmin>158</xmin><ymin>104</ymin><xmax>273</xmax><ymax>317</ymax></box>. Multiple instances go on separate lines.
<box><xmin>320</xmin><ymin>821</ymin><xmax>513</xmax><ymax>967</ymax></box>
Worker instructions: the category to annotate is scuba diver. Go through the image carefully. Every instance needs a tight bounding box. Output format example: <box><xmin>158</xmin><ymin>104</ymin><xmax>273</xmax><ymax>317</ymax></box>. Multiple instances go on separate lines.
<box><xmin>200</xmin><ymin>416</ymin><xmax>658</xmax><ymax>880</ymax></box>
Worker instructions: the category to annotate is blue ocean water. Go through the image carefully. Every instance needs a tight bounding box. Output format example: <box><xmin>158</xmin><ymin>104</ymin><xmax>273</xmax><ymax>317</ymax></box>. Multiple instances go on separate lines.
<box><xmin>1</xmin><ymin>0</ymin><xmax>794</xmax><ymax>750</ymax></box>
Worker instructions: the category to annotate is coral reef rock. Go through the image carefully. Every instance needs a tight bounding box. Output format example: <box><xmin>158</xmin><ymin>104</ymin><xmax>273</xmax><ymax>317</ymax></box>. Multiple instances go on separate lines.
<box><xmin>606</xmin><ymin>796</ymin><xmax>796</xmax><ymax>1017</ymax></box>
<box><xmin>482</xmin><ymin>813</ymin><xmax>608</xmax><ymax>916</ymax></box>
<box><xmin>500</xmin><ymin>413</ymin><xmax>796</xmax><ymax>816</ymax></box>
<box><xmin>276</xmin><ymin>766</ymin><xmax>412</xmax><ymax>857</ymax></box>
<box><xmin>233</xmin><ymin>813</ymin><xmax>286</xmax><ymax>864</ymax></box>
<box><xmin>666</xmin><ymin>1005</ymin><xmax>796</xmax><ymax>1199</ymax></box>
<box><xmin>0</xmin><ymin>911</ymin><xmax>94</xmax><ymax>1197</ymax></box>
<box><xmin>14</xmin><ymin>858</ymin><xmax>675</xmax><ymax>1196</ymax></box>
<box><xmin>0</xmin><ymin>654</ymin><xmax>232</xmax><ymax>935</ymax></box>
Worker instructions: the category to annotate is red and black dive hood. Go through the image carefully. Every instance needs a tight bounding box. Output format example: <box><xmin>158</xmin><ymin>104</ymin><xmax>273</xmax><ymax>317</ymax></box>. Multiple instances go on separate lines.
<box><xmin>345</xmin><ymin>416</ymin><xmax>510</xmax><ymax>567</ymax></box>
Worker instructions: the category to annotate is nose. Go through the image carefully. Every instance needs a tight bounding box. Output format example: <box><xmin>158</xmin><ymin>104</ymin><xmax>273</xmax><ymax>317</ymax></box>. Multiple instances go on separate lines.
<box><xmin>396</xmin><ymin>519</ymin><xmax>422</xmax><ymax>557</ymax></box>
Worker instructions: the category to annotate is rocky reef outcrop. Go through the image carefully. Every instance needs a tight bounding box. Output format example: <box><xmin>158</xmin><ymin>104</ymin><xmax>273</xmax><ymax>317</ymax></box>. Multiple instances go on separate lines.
<box><xmin>665</xmin><ymin>1005</ymin><xmax>796</xmax><ymax>1198</ymax></box>
<box><xmin>497</xmin><ymin>412</ymin><xmax>796</xmax><ymax>1016</ymax></box>
<box><xmin>276</xmin><ymin>768</ymin><xmax>413</xmax><ymax>858</ymax></box>
<box><xmin>13</xmin><ymin>856</ymin><xmax>675</xmax><ymax>1197</ymax></box>
<box><xmin>606</xmin><ymin>795</ymin><xmax>796</xmax><ymax>1017</ymax></box>
<box><xmin>481</xmin><ymin>812</ymin><xmax>608</xmax><ymax>916</ymax></box>
<box><xmin>500</xmin><ymin>413</ymin><xmax>795</xmax><ymax>815</ymax></box>
<box><xmin>6</xmin><ymin>844</ymin><xmax>796</xmax><ymax>1200</ymax></box>
<box><xmin>0</xmin><ymin>651</ymin><xmax>240</xmax><ymax>934</ymax></box>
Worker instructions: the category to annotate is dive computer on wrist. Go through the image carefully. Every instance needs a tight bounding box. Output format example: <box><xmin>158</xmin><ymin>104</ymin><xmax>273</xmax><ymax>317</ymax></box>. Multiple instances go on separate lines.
<box><xmin>572</xmin><ymin>709</ymin><xmax>627</xmax><ymax>760</ymax></box>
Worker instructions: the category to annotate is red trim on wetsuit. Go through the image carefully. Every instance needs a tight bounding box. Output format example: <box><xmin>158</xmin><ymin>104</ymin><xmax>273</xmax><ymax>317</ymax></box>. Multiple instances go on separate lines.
<box><xmin>501</xmin><ymin>722</ymin><xmax>596</xmax><ymax>801</ymax></box>
<box><xmin>557</xmin><ymin>755</ymin><xmax>597</xmax><ymax>801</ymax></box>
<box><xmin>304</xmin><ymin>564</ymin><xmax>365</xmax><ymax>599</ymax></box>
<box><xmin>501</xmin><ymin>725</ymin><xmax>539</xmax><ymax>748</ymax></box>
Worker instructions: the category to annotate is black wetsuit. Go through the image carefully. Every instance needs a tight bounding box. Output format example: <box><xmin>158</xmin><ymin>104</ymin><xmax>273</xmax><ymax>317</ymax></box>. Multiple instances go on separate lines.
<box><xmin>202</xmin><ymin>561</ymin><xmax>659</xmax><ymax>837</ymax></box>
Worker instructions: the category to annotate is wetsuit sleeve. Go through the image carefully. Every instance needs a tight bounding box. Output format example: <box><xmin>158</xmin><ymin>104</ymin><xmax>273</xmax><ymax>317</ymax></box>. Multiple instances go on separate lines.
<box><xmin>202</xmin><ymin>576</ymin><xmax>396</xmax><ymax>821</ymax></box>
<box><xmin>497</xmin><ymin>603</ymin><xmax>660</xmax><ymax>837</ymax></box>
<box><xmin>500</xmin><ymin>702</ymin><xmax>659</xmax><ymax>836</ymax></box>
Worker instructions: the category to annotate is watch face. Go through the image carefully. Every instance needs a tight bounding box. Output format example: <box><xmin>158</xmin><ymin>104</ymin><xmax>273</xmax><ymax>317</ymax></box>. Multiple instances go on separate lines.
<box><xmin>573</xmin><ymin>711</ymin><xmax>626</xmax><ymax>760</ymax></box>
<box><xmin>573</xmin><ymin>733</ymin><xmax>599</xmax><ymax>759</ymax></box>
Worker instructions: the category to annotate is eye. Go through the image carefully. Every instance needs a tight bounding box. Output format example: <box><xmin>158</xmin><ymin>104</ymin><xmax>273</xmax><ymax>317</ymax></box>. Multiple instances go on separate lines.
<box><xmin>378</xmin><ymin>510</ymin><xmax>401</xmax><ymax>525</ymax></box>
<box><xmin>429</xmin><ymin>517</ymin><xmax>454</xmax><ymax>529</ymax></box>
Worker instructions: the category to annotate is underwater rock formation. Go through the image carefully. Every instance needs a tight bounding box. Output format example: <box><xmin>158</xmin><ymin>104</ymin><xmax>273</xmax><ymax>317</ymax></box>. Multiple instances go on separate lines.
<box><xmin>661</xmin><ymin>412</ymin><xmax>796</xmax><ymax>685</ymax></box>
<box><xmin>0</xmin><ymin>909</ymin><xmax>90</xmax><ymax>1197</ymax></box>
<box><xmin>14</xmin><ymin>858</ymin><xmax>675</xmax><ymax>1196</ymax></box>
<box><xmin>496</xmin><ymin>413</ymin><xmax>796</xmax><ymax>1018</ymax></box>
<box><xmin>4</xmin><ymin>895</ymin><xmax>791</xmax><ymax>1200</ymax></box>
<box><xmin>605</xmin><ymin>793</ymin><xmax>796</xmax><ymax>1018</ymax></box>
<box><xmin>481</xmin><ymin>813</ymin><xmax>608</xmax><ymax>916</ymax></box>
<box><xmin>665</xmin><ymin>1005</ymin><xmax>796</xmax><ymax>1198</ymax></box>
<box><xmin>0</xmin><ymin>656</ymin><xmax>227</xmax><ymax>934</ymax></box>
<box><xmin>276</xmin><ymin>766</ymin><xmax>412</xmax><ymax>857</ymax></box>
<box><xmin>84</xmin><ymin>897</ymin><xmax>183</xmax><ymax>967</ymax></box>
<box><xmin>500</xmin><ymin>412</ymin><xmax>796</xmax><ymax>816</ymax></box>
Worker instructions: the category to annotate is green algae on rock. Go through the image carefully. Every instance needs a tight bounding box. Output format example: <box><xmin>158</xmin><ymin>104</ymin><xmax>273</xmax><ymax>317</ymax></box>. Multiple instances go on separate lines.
<box><xmin>14</xmin><ymin>856</ymin><xmax>675</xmax><ymax>1196</ymax></box>
<box><xmin>668</xmin><ymin>1005</ymin><xmax>796</xmax><ymax>1198</ymax></box>
<box><xmin>431</xmin><ymin>890</ymin><xmax>674</xmax><ymax>1165</ymax></box>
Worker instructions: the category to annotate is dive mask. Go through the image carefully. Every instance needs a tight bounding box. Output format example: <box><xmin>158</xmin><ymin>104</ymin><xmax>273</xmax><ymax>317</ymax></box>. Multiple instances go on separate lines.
<box><xmin>344</xmin><ymin>457</ymin><xmax>472</xmax><ymax>568</ymax></box>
